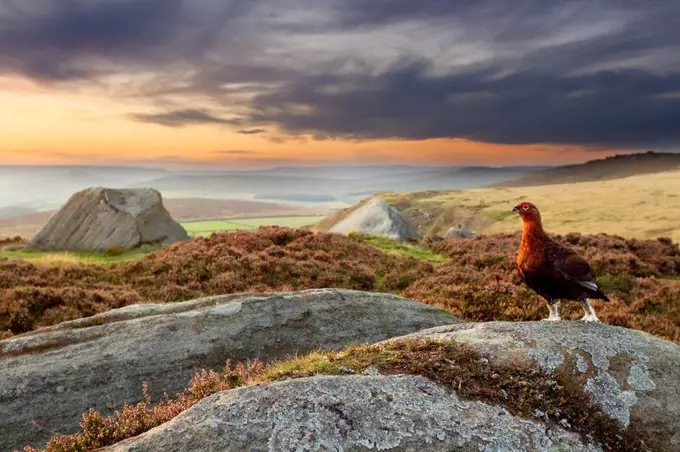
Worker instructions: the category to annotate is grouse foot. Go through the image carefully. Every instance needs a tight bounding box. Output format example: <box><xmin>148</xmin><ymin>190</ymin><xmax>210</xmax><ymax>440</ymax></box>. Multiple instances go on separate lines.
<box><xmin>580</xmin><ymin>313</ymin><xmax>600</xmax><ymax>323</ymax></box>
<box><xmin>543</xmin><ymin>301</ymin><xmax>561</xmax><ymax>321</ymax></box>
<box><xmin>578</xmin><ymin>298</ymin><xmax>601</xmax><ymax>323</ymax></box>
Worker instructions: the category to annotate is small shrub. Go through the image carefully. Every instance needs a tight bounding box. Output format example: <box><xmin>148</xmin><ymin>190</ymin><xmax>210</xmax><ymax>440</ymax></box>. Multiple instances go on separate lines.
<box><xmin>24</xmin><ymin>360</ymin><xmax>264</xmax><ymax>452</ymax></box>
<box><xmin>597</xmin><ymin>273</ymin><xmax>637</xmax><ymax>300</ymax></box>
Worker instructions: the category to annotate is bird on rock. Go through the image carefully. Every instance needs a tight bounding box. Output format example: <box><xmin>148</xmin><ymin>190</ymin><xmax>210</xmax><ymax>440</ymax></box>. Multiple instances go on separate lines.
<box><xmin>512</xmin><ymin>201</ymin><xmax>610</xmax><ymax>323</ymax></box>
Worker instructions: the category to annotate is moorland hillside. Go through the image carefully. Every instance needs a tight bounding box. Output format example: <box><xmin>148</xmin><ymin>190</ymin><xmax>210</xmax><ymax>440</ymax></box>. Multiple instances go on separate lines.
<box><xmin>317</xmin><ymin>168</ymin><xmax>680</xmax><ymax>242</ymax></box>
<box><xmin>494</xmin><ymin>151</ymin><xmax>680</xmax><ymax>187</ymax></box>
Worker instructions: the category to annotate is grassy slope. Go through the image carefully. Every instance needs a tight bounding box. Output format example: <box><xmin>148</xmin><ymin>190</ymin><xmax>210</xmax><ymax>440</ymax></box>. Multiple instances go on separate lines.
<box><xmin>0</xmin><ymin>248</ymin><xmax>152</xmax><ymax>265</ymax></box>
<box><xmin>0</xmin><ymin>230</ymin><xmax>444</xmax><ymax>266</ymax></box>
<box><xmin>0</xmin><ymin>215</ymin><xmax>326</xmax><ymax>262</ymax></box>
<box><xmin>354</xmin><ymin>233</ymin><xmax>448</xmax><ymax>264</ymax></box>
<box><xmin>182</xmin><ymin>215</ymin><xmax>327</xmax><ymax>237</ymax></box>
<box><xmin>316</xmin><ymin>169</ymin><xmax>680</xmax><ymax>243</ymax></box>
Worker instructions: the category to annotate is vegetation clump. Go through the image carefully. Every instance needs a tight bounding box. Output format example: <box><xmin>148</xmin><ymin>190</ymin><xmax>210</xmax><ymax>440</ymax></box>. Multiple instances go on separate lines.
<box><xmin>23</xmin><ymin>340</ymin><xmax>649</xmax><ymax>452</ymax></box>
<box><xmin>0</xmin><ymin>236</ymin><xmax>24</xmax><ymax>247</ymax></box>
<box><xmin>103</xmin><ymin>245</ymin><xmax>127</xmax><ymax>257</ymax></box>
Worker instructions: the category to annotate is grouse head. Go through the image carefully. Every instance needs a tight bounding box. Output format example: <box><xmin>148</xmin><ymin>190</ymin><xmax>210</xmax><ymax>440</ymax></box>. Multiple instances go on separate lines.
<box><xmin>512</xmin><ymin>202</ymin><xmax>542</xmax><ymax>224</ymax></box>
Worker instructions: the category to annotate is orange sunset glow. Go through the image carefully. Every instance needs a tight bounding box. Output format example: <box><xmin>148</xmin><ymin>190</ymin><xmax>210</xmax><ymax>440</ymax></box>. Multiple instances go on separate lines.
<box><xmin>1</xmin><ymin>77</ymin><xmax>619</xmax><ymax>170</ymax></box>
<box><xmin>2</xmin><ymin>0</ymin><xmax>678</xmax><ymax>170</ymax></box>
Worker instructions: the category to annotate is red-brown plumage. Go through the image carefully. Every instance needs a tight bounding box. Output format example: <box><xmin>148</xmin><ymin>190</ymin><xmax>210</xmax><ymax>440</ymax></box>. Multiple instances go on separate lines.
<box><xmin>513</xmin><ymin>202</ymin><xmax>609</xmax><ymax>322</ymax></box>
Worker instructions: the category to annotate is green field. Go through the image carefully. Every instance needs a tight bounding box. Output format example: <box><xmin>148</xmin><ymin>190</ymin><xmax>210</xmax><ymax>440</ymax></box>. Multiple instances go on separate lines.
<box><xmin>0</xmin><ymin>216</ymin><xmax>327</xmax><ymax>265</ymax></box>
<box><xmin>181</xmin><ymin>215</ymin><xmax>326</xmax><ymax>237</ymax></box>
<box><xmin>352</xmin><ymin>233</ymin><xmax>448</xmax><ymax>264</ymax></box>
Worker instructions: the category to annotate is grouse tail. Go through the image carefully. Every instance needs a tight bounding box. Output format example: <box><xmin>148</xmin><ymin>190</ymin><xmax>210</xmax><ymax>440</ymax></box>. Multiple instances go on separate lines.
<box><xmin>595</xmin><ymin>289</ymin><xmax>610</xmax><ymax>302</ymax></box>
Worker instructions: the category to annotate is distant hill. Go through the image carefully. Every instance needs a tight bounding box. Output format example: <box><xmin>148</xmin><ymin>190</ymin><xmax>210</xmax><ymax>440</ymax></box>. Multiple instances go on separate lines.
<box><xmin>0</xmin><ymin>205</ymin><xmax>37</xmax><ymax>221</ymax></box>
<box><xmin>0</xmin><ymin>165</ymin><xmax>168</xmax><ymax>207</ymax></box>
<box><xmin>0</xmin><ymin>164</ymin><xmax>549</xmax><ymax>211</ymax></box>
<box><xmin>316</xmin><ymin>168</ymin><xmax>680</xmax><ymax>243</ymax></box>
<box><xmin>138</xmin><ymin>165</ymin><xmax>550</xmax><ymax>204</ymax></box>
<box><xmin>142</xmin><ymin>174</ymin><xmax>350</xmax><ymax>198</ymax></box>
<box><xmin>0</xmin><ymin>198</ymin><xmax>324</xmax><ymax>239</ymax></box>
<box><xmin>494</xmin><ymin>151</ymin><xmax>680</xmax><ymax>187</ymax></box>
<box><xmin>363</xmin><ymin>166</ymin><xmax>551</xmax><ymax>193</ymax></box>
<box><xmin>254</xmin><ymin>194</ymin><xmax>338</xmax><ymax>203</ymax></box>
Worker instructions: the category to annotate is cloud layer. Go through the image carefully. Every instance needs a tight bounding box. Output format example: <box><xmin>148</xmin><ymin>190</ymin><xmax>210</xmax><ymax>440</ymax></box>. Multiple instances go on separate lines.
<box><xmin>1</xmin><ymin>0</ymin><xmax>679</xmax><ymax>148</ymax></box>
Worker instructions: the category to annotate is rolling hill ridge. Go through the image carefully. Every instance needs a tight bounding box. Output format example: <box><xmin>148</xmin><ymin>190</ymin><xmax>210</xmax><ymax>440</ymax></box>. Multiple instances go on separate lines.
<box><xmin>317</xmin><ymin>168</ymin><xmax>680</xmax><ymax>243</ymax></box>
<box><xmin>494</xmin><ymin>151</ymin><xmax>680</xmax><ymax>187</ymax></box>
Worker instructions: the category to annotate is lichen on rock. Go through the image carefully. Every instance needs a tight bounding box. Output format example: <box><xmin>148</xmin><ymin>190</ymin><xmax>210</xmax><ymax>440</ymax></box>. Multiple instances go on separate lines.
<box><xmin>104</xmin><ymin>375</ymin><xmax>601</xmax><ymax>452</ymax></box>
<box><xmin>388</xmin><ymin>321</ymin><xmax>680</xmax><ymax>450</ymax></box>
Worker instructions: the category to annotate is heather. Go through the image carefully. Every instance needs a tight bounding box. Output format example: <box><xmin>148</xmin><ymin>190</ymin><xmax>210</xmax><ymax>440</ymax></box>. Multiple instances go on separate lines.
<box><xmin>0</xmin><ymin>227</ymin><xmax>430</xmax><ymax>337</ymax></box>
<box><xmin>2</xmin><ymin>227</ymin><xmax>680</xmax><ymax>343</ymax></box>
<box><xmin>23</xmin><ymin>340</ymin><xmax>648</xmax><ymax>452</ymax></box>
<box><xmin>21</xmin><ymin>359</ymin><xmax>263</xmax><ymax>452</ymax></box>
<box><xmin>417</xmin><ymin>232</ymin><xmax>680</xmax><ymax>342</ymax></box>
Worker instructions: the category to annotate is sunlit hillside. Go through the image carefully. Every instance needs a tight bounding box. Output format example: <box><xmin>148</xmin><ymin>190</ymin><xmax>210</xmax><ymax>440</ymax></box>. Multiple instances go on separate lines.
<box><xmin>317</xmin><ymin>169</ymin><xmax>680</xmax><ymax>242</ymax></box>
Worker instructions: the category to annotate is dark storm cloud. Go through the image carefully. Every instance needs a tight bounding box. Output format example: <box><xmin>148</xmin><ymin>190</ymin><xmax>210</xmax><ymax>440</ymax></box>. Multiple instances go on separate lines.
<box><xmin>130</xmin><ymin>109</ymin><xmax>241</xmax><ymax>127</ymax></box>
<box><xmin>0</xmin><ymin>0</ymin><xmax>185</xmax><ymax>80</ymax></box>
<box><xmin>249</xmin><ymin>63</ymin><xmax>680</xmax><ymax>146</ymax></box>
<box><xmin>1</xmin><ymin>0</ymin><xmax>680</xmax><ymax>148</ymax></box>
<box><xmin>335</xmin><ymin>0</ymin><xmax>552</xmax><ymax>31</ymax></box>
<box><xmin>0</xmin><ymin>0</ymin><xmax>254</xmax><ymax>81</ymax></box>
<box><xmin>243</xmin><ymin>0</ymin><xmax>680</xmax><ymax>147</ymax></box>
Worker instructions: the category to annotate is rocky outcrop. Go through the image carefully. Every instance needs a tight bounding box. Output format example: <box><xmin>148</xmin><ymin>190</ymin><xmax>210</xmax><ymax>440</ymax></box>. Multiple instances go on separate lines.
<box><xmin>386</xmin><ymin>321</ymin><xmax>680</xmax><ymax>450</ymax></box>
<box><xmin>26</xmin><ymin>187</ymin><xmax>188</xmax><ymax>252</ymax></box>
<box><xmin>0</xmin><ymin>289</ymin><xmax>460</xmax><ymax>451</ymax></box>
<box><xmin>330</xmin><ymin>198</ymin><xmax>420</xmax><ymax>243</ymax></box>
<box><xmin>106</xmin><ymin>374</ymin><xmax>599</xmax><ymax>452</ymax></box>
<box><xmin>105</xmin><ymin>320</ymin><xmax>680</xmax><ymax>452</ymax></box>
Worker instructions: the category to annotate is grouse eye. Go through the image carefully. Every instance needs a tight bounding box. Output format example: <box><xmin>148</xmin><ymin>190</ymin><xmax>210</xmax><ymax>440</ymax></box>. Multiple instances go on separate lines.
<box><xmin>522</xmin><ymin>205</ymin><xmax>529</xmax><ymax>211</ymax></box>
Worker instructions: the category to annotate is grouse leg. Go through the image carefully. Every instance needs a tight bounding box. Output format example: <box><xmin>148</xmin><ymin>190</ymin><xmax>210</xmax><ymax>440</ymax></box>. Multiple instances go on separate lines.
<box><xmin>542</xmin><ymin>300</ymin><xmax>561</xmax><ymax>321</ymax></box>
<box><xmin>579</xmin><ymin>298</ymin><xmax>600</xmax><ymax>323</ymax></box>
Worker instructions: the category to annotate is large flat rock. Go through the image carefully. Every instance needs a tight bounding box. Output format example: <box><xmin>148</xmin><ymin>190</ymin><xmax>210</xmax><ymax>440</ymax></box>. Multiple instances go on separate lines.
<box><xmin>0</xmin><ymin>289</ymin><xmax>460</xmax><ymax>451</ymax></box>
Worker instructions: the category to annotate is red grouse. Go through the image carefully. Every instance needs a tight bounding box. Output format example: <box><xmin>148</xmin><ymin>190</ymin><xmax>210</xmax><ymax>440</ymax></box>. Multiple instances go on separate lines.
<box><xmin>512</xmin><ymin>202</ymin><xmax>610</xmax><ymax>322</ymax></box>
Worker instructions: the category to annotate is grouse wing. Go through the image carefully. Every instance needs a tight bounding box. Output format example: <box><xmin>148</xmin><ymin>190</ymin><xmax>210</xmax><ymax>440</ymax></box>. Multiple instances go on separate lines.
<box><xmin>550</xmin><ymin>243</ymin><xmax>600</xmax><ymax>293</ymax></box>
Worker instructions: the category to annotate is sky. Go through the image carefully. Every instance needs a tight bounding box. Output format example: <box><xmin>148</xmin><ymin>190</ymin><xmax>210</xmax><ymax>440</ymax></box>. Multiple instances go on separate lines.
<box><xmin>1</xmin><ymin>0</ymin><xmax>679</xmax><ymax>170</ymax></box>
